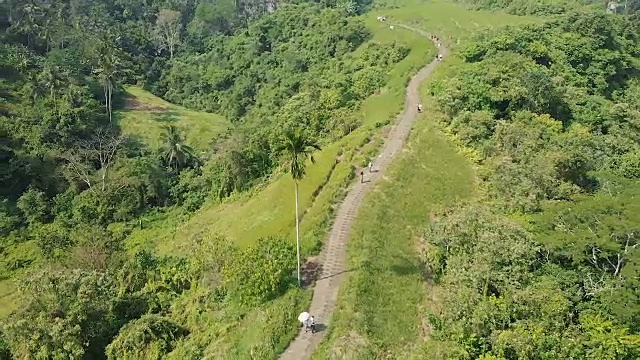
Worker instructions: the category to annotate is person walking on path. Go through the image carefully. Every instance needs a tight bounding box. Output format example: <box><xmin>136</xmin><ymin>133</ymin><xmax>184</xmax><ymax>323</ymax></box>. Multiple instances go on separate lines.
<box><xmin>360</xmin><ymin>170</ymin><xmax>364</xmax><ymax>183</ymax></box>
<box><xmin>304</xmin><ymin>316</ymin><xmax>316</xmax><ymax>333</ymax></box>
<box><xmin>368</xmin><ymin>161</ymin><xmax>373</xmax><ymax>173</ymax></box>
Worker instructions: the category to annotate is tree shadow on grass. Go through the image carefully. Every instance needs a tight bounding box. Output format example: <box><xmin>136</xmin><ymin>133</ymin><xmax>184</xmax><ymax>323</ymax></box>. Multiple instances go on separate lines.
<box><xmin>389</xmin><ymin>255</ymin><xmax>422</xmax><ymax>277</ymax></box>
<box><xmin>301</xmin><ymin>260</ymin><xmax>358</xmax><ymax>288</ymax></box>
<box><xmin>152</xmin><ymin>111</ymin><xmax>181</xmax><ymax>123</ymax></box>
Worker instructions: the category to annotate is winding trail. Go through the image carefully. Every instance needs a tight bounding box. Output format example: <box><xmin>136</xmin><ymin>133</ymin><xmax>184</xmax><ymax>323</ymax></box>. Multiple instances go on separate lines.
<box><xmin>279</xmin><ymin>24</ymin><xmax>448</xmax><ymax>360</ymax></box>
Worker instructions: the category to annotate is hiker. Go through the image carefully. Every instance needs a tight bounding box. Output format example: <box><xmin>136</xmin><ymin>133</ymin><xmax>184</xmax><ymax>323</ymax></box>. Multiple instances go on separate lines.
<box><xmin>303</xmin><ymin>315</ymin><xmax>316</xmax><ymax>333</ymax></box>
<box><xmin>437</xmin><ymin>53</ymin><xmax>443</xmax><ymax>61</ymax></box>
<box><xmin>417</xmin><ymin>103</ymin><xmax>423</xmax><ymax>113</ymax></box>
<box><xmin>360</xmin><ymin>170</ymin><xmax>364</xmax><ymax>183</ymax></box>
<box><xmin>368</xmin><ymin>161</ymin><xmax>373</xmax><ymax>173</ymax></box>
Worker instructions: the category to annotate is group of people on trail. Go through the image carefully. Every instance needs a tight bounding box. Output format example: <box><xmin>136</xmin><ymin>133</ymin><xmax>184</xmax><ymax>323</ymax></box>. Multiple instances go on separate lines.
<box><xmin>430</xmin><ymin>35</ymin><xmax>444</xmax><ymax>61</ymax></box>
<box><xmin>360</xmin><ymin>160</ymin><xmax>375</xmax><ymax>183</ymax></box>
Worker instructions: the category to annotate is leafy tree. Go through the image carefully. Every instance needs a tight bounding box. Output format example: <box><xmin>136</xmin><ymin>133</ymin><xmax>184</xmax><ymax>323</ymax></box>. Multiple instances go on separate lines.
<box><xmin>155</xmin><ymin>9</ymin><xmax>182</xmax><ymax>59</ymax></box>
<box><xmin>91</xmin><ymin>36</ymin><xmax>127</xmax><ymax>123</ymax></box>
<box><xmin>4</xmin><ymin>269</ymin><xmax>119</xmax><ymax>359</ymax></box>
<box><xmin>275</xmin><ymin>128</ymin><xmax>320</xmax><ymax>286</ymax></box>
<box><xmin>32</xmin><ymin>221</ymin><xmax>73</xmax><ymax>258</ymax></box>
<box><xmin>579</xmin><ymin>312</ymin><xmax>640</xmax><ymax>359</ymax></box>
<box><xmin>16</xmin><ymin>186</ymin><xmax>49</xmax><ymax>225</ymax></box>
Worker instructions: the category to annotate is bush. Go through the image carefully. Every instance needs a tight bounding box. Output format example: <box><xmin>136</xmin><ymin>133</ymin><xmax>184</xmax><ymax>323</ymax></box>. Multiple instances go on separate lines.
<box><xmin>222</xmin><ymin>237</ymin><xmax>296</xmax><ymax>305</ymax></box>
<box><xmin>16</xmin><ymin>187</ymin><xmax>49</xmax><ymax>225</ymax></box>
<box><xmin>106</xmin><ymin>315</ymin><xmax>189</xmax><ymax>360</ymax></box>
<box><xmin>4</xmin><ymin>270</ymin><xmax>119</xmax><ymax>359</ymax></box>
<box><xmin>0</xmin><ymin>329</ymin><xmax>11</xmax><ymax>360</ymax></box>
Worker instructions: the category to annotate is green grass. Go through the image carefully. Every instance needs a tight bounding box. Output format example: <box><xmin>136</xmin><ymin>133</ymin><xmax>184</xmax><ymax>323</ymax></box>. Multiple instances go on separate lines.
<box><xmin>166</xmin><ymin>288</ymin><xmax>312</xmax><ymax>359</ymax></box>
<box><xmin>116</xmin><ymin>86</ymin><xmax>228</xmax><ymax>152</ymax></box>
<box><xmin>312</xmin><ymin>1</ymin><xmax>541</xmax><ymax>357</ymax></box>
<box><xmin>374</xmin><ymin>0</ymin><xmax>539</xmax><ymax>47</ymax></box>
<box><xmin>312</xmin><ymin>103</ymin><xmax>476</xmax><ymax>359</ymax></box>
<box><xmin>0</xmin><ymin>240</ymin><xmax>42</xmax><ymax>319</ymax></box>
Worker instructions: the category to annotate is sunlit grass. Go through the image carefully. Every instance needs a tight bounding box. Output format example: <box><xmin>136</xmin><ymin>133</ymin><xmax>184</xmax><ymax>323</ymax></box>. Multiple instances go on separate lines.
<box><xmin>116</xmin><ymin>86</ymin><xmax>228</xmax><ymax>152</ymax></box>
<box><xmin>373</xmin><ymin>0</ymin><xmax>540</xmax><ymax>47</ymax></box>
<box><xmin>312</xmin><ymin>103</ymin><xmax>477</xmax><ymax>359</ymax></box>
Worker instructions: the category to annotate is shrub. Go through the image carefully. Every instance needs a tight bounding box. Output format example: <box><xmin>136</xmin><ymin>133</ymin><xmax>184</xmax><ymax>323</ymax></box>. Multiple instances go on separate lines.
<box><xmin>222</xmin><ymin>237</ymin><xmax>296</xmax><ymax>305</ymax></box>
<box><xmin>106</xmin><ymin>315</ymin><xmax>189</xmax><ymax>360</ymax></box>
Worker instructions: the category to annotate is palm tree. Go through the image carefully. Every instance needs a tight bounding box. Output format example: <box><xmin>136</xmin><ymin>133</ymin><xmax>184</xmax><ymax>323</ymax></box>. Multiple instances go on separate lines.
<box><xmin>160</xmin><ymin>125</ymin><xmax>194</xmax><ymax>170</ymax></box>
<box><xmin>276</xmin><ymin>128</ymin><xmax>321</xmax><ymax>287</ymax></box>
<box><xmin>92</xmin><ymin>36</ymin><xmax>126</xmax><ymax>123</ymax></box>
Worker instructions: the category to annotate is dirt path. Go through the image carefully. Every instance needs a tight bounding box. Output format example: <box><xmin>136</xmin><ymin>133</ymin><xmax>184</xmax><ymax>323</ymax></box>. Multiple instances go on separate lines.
<box><xmin>279</xmin><ymin>24</ymin><xmax>447</xmax><ymax>360</ymax></box>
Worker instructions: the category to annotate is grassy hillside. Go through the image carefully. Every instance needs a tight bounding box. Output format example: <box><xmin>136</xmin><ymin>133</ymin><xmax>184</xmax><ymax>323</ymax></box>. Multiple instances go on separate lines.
<box><xmin>314</xmin><ymin>1</ymin><xmax>541</xmax><ymax>357</ymax></box>
<box><xmin>119</xmin><ymin>3</ymin><xmax>539</xmax><ymax>357</ymax></box>
<box><xmin>313</xmin><ymin>63</ymin><xmax>478</xmax><ymax>359</ymax></box>
<box><xmin>110</xmin><ymin>12</ymin><xmax>445</xmax><ymax>358</ymax></box>
<box><xmin>375</xmin><ymin>0</ymin><xmax>539</xmax><ymax>46</ymax></box>
<box><xmin>124</xmin><ymin>19</ymin><xmax>439</xmax><ymax>256</ymax></box>
<box><xmin>117</xmin><ymin>86</ymin><xmax>228</xmax><ymax>152</ymax></box>
<box><xmin>314</xmin><ymin>0</ymin><xmax>640</xmax><ymax>358</ymax></box>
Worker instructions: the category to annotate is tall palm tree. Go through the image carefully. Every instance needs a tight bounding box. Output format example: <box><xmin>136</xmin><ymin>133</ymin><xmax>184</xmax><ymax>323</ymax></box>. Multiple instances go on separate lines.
<box><xmin>160</xmin><ymin>125</ymin><xmax>194</xmax><ymax>170</ymax></box>
<box><xmin>276</xmin><ymin>128</ymin><xmax>321</xmax><ymax>287</ymax></box>
<box><xmin>92</xmin><ymin>36</ymin><xmax>126</xmax><ymax>123</ymax></box>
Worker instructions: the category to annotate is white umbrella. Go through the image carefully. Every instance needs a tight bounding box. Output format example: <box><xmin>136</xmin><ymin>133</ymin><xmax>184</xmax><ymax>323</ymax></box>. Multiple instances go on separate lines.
<box><xmin>298</xmin><ymin>312</ymin><xmax>310</xmax><ymax>323</ymax></box>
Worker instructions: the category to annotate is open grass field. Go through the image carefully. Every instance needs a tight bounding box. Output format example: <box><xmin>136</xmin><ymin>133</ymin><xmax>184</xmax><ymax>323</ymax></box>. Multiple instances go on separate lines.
<box><xmin>374</xmin><ymin>0</ymin><xmax>539</xmax><ymax>47</ymax></box>
<box><xmin>116</xmin><ymin>86</ymin><xmax>228</xmax><ymax>152</ymax></box>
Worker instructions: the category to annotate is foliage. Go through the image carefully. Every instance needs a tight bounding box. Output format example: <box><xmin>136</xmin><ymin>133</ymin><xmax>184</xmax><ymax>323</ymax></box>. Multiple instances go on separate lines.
<box><xmin>160</xmin><ymin>125</ymin><xmax>195</xmax><ymax>170</ymax></box>
<box><xmin>433</xmin><ymin>12</ymin><xmax>640</xmax><ymax>212</ymax></box>
<box><xmin>222</xmin><ymin>237</ymin><xmax>296</xmax><ymax>305</ymax></box>
<box><xmin>105</xmin><ymin>315</ymin><xmax>188</xmax><ymax>360</ymax></box>
<box><xmin>419</xmin><ymin>8</ymin><xmax>640</xmax><ymax>359</ymax></box>
<box><xmin>0</xmin><ymin>329</ymin><xmax>10</xmax><ymax>360</ymax></box>
<box><xmin>275</xmin><ymin>128</ymin><xmax>322</xmax><ymax>181</ymax></box>
<box><xmin>453</xmin><ymin>0</ymin><xmax>600</xmax><ymax>15</ymax></box>
<box><xmin>0</xmin><ymin>0</ymin><xmax>412</xmax><ymax>358</ymax></box>
<box><xmin>3</xmin><ymin>270</ymin><xmax>119</xmax><ymax>359</ymax></box>
<box><xmin>16</xmin><ymin>187</ymin><xmax>49</xmax><ymax>226</ymax></box>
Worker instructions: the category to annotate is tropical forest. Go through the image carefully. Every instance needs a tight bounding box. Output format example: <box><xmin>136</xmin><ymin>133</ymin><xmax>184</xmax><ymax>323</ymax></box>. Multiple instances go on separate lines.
<box><xmin>0</xmin><ymin>0</ymin><xmax>639</xmax><ymax>358</ymax></box>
